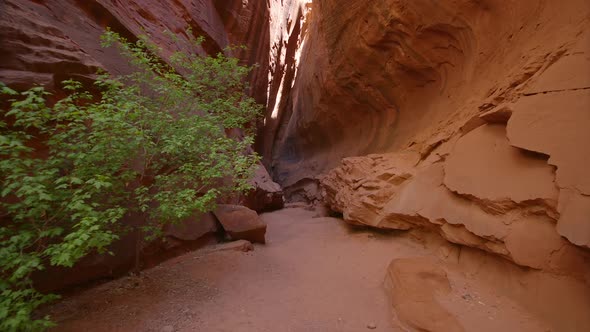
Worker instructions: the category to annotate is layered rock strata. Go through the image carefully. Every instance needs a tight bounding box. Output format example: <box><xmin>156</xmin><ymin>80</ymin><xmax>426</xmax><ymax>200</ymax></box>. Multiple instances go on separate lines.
<box><xmin>0</xmin><ymin>0</ymin><xmax>295</xmax><ymax>290</ymax></box>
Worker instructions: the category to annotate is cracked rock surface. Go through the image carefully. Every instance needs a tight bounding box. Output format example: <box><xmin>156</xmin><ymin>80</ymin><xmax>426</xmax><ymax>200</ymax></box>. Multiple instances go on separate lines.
<box><xmin>319</xmin><ymin>0</ymin><xmax>590</xmax><ymax>282</ymax></box>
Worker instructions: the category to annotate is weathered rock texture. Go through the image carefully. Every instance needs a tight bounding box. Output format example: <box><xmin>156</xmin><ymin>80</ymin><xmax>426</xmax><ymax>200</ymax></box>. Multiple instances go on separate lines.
<box><xmin>213</xmin><ymin>204</ymin><xmax>267</xmax><ymax>244</ymax></box>
<box><xmin>35</xmin><ymin>212</ymin><xmax>220</xmax><ymax>292</ymax></box>
<box><xmin>0</xmin><ymin>0</ymin><xmax>293</xmax><ymax>198</ymax></box>
<box><xmin>3</xmin><ymin>0</ymin><xmax>590</xmax><ymax>321</ymax></box>
<box><xmin>242</xmin><ymin>163</ymin><xmax>285</xmax><ymax>213</ymax></box>
<box><xmin>385</xmin><ymin>254</ymin><xmax>565</xmax><ymax>332</ymax></box>
<box><xmin>0</xmin><ymin>0</ymin><xmax>295</xmax><ymax>290</ymax></box>
<box><xmin>314</xmin><ymin>0</ymin><xmax>590</xmax><ymax>280</ymax></box>
<box><xmin>0</xmin><ymin>0</ymin><xmax>263</xmax><ymax>91</ymax></box>
<box><xmin>385</xmin><ymin>258</ymin><xmax>464</xmax><ymax>332</ymax></box>
<box><xmin>271</xmin><ymin>0</ymin><xmax>590</xmax><ymax>189</ymax></box>
<box><xmin>322</xmin><ymin>128</ymin><xmax>590</xmax><ymax>279</ymax></box>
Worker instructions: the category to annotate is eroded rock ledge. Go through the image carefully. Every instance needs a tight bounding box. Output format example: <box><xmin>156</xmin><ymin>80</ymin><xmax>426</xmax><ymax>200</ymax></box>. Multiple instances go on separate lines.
<box><xmin>271</xmin><ymin>0</ymin><xmax>590</xmax><ymax>196</ymax></box>
<box><xmin>321</xmin><ymin>41</ymin><xmax>590</xmax><ymax>280</ymax></box>
<box><xmin>255</xmin><ymin>0</ymin><xmax>590</xmax><ymax>286</ymax></box>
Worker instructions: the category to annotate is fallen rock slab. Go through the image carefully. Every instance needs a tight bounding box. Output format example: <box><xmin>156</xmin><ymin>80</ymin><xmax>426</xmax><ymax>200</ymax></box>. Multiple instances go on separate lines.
<box><xmin>164</xmin><ymin>212</ymin><xmax>218</xmax><ymax>242</ymax></box>
<box><xmin>322</xmin><ymin>151</ymin><xmax>590</xmax><ymax>276</ymax></box>
<box><xmin>444</xmin><ymin>124</ymin><xmax>558</xmax><ymax>205</ymax></box>
<box><xmin>385</xmin><ymin>257</ymin><xmax>551</xmax><ymax>332</ymax></box>
<box><xmin>213</xmin><ymin>205</ymin><xmax>267</xmax><ymax>244</ymax></box>
<box><xmin>556</xmin><ymin>189</ymin><xmax>590</xmax><ymax>248</ymax></box>
<box><xmin>385</xmin><ymin>258</ymin><xmax>465</xmax><ymax>332</ymax></box>
<box><xmin>242</xmin><ymin>163</ymin><xmax>285</xmax><ymax>212</ymax></box>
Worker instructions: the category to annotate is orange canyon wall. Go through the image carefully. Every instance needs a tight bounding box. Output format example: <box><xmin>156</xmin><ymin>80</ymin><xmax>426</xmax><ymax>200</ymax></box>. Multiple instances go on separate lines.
<box><xmin>1</xmin><ymin>0</ymin><xmax>589</xmax><ymax>302</ymax></box>
<box><xmin>260</xmin><ymin>0</ymin><xmax>590</xmax><ymax>279</ymax></box>
<box><xmin>0</xmin><ymin>0</ymin><xmax>297</xmax><ymax>290</ymax></box>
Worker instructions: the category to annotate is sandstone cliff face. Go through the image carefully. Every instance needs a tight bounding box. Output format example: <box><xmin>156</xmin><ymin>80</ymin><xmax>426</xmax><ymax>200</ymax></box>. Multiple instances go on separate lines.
<box><xmin>0</xmin><ymin>0</ymin><xmax>286</xmax><ymax>99</ymax></box>
<box><xmin>315</xmin><ymin>0</ymin><xmax>590</xmax><ymax>278</ymax></box>
<box><xmin>0</xmin><ymin>0</ymin><xmax>290</xmax><ymax>290</ymax></box>
<box><xmin>271</xmin><ymin>0</ymin><xmax>590</xmax><ymax>184</ymax></box>
<box><xmin>2</xmin><ymin>0</ymin><xmax>589</xmax><ymax>311</ymax></box>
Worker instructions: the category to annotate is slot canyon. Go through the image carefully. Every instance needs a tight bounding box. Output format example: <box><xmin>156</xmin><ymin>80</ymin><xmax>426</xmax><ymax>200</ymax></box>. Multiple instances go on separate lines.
<box><xmin>1</xmin><ymin>0</ymin><xmax>589</xmax><ymax>331</ymax></box>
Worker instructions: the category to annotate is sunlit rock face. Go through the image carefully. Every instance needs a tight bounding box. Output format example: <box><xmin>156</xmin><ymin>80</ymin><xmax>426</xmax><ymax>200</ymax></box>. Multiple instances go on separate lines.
<box><xmin>269</xmin><ymin>0</ymin><xmax>590</xmax><ymax>190</ymax></box>
<box><xmin>313</xmin><ymin>0</ymin><xmax>590</xmax><ymax>277</ymax></box>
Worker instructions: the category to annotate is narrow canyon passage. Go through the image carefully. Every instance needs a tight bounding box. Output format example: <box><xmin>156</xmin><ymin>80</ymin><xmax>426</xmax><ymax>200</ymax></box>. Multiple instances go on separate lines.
<box><xmin>2</xmin><ymin>0</ymin><xmax>590</xmax><ymax>331</ymax></box>
<box><xmin>47</xmin><ymin>207</ymin><xmax>556</xmax><ymax>332</ymax></box>
<box><xmin>47</xmin><ymin>208</ymin><xmax>399</xmax><ymax>331</ymax></box>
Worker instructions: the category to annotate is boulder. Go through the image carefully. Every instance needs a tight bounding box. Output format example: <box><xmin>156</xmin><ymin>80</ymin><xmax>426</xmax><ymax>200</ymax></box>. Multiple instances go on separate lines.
<box><xmin>385</xmin><ymin>257</ymin><xmax>552</xmax><ymax>332</ymax></box>
<box><xmin>242</xmin><ymin>163</ymin><xmax>284</xmax><ymax>212</ymax></box>
<box><xmin>385</xmin><ymin>258</ymin><xmax>464</xmax><ymax>332</ymax></box>
<box><xmin>34</xmin><ymin>212</ymin><xmax>219</xmax><ymax>292</ymax></box>
<box><xmin>164</xmin><ymin>212</ymin><xmax>219</xmax><ymax>242</ymax></box>
<box><xmin>213</xmin><ymin>205</ymin><xmax>267</xmax><ymax>244</ymax></box>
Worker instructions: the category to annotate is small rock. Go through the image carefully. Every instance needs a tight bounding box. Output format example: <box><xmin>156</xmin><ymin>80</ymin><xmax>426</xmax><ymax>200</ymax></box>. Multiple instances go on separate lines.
<box><xmin>208</xmin><ymin>240</ymin><xmax>254</xmax><ymax>253</ymax></box>
<box><xmin>367</xmin><ymin>322</ymin><xmax>377</xmax><ymax>329</ymax></box>
<box><xmin>161</xmin><ymin>325</ymin><xmax>174</xmax><ymax>332</ymax></box>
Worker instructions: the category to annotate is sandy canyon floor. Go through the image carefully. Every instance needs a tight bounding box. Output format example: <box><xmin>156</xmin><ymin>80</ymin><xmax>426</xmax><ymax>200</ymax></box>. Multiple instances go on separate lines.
<box><xmin>46</xmin><ymin>207</ymin><xmax>550</xmax><ymax>331</ymax></box>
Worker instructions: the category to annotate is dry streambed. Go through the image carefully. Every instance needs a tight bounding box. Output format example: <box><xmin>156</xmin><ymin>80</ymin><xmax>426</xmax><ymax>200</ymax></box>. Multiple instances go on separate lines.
<box><xmin>46</xmin><ymin>207</ymin><xmax>589</xmax><ymax>331</ymax></box>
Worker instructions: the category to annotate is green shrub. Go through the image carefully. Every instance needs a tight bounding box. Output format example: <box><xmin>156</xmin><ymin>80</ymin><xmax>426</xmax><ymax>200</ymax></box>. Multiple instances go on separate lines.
<box><xmin>0</xmin><ymin>29</ymin><xmax>262</xmax><ymax>331</ymax></box>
